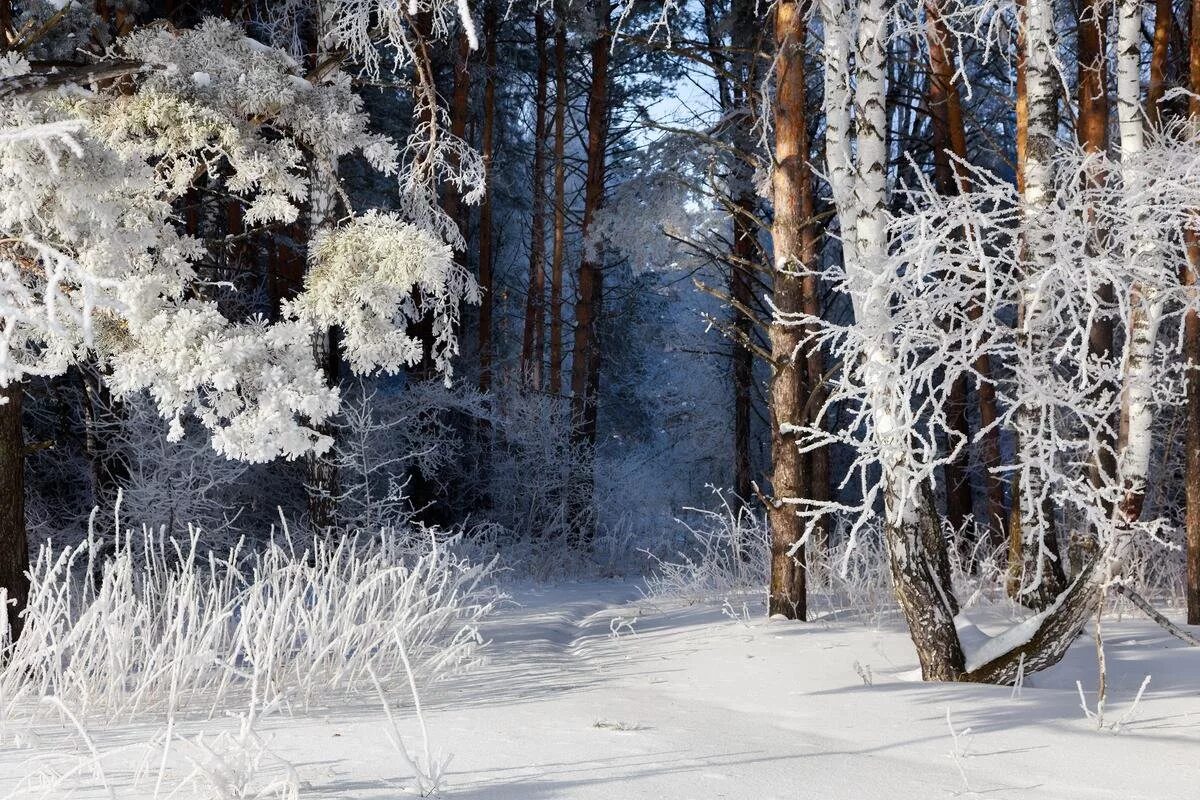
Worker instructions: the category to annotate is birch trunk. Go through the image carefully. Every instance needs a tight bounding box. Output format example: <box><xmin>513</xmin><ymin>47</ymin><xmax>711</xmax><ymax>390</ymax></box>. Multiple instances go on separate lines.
<box><xmin>1008</xmin><ymin>0</ymin><xmax>1067</xmax><ymax>606</ymax></box>
<box><xmin>1114</xmin><ymin>0</ymin><xmax>1165</xmax><ymax>529</ymax></box>
<box><xmin>821</xmin><ymin>0</ymin><xmax>964</xmax><ymax>676</ymax></box>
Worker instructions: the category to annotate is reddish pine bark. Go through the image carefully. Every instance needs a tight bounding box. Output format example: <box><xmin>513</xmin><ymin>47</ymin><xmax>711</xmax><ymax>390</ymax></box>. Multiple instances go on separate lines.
<box><xmin>1186</xmin><ymin>0</ymin><xmax>1200</xmax><ymax>624</ymax></box>
<box><xmin>767</xmin><ymin>0</ymin><xmax>813</xmax><ymax>619</ymax></box>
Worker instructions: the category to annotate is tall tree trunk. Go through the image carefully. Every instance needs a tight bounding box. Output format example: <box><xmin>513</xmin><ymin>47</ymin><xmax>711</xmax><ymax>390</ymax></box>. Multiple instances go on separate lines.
<box><xmin>729</xmin><ymin>0</ymin><xmax>758</xmax><ymax>505</ymax></box>
<box><xmin>568</xmin><ymin>0</ymin><xmax>611</xmax><ymax>543</ymax></box>
<box><xmin>549</xmin><ymin>11</ymin><xmax>568</xmax><ymax>397</ymax></box>
<box><xmin>827</xmin><ymin>0</ymin><xmax>964</xmax><ymax>676</ymax></box>
<box><xmin>0</xmin><ymin>384</ymin><xmax>26</xmax><ymax>644</ymax></box>
<box><xmin>304</xmin><ymin>13</ymin><xmax>341</xmax><ymax>531</ymax></box>
<box><xmin>523</xmin><ymin>9</ymin><xmax>549</xmax><ymax>391</ymax></box>
<box><xmin>478</xmin><ymin>2</ymin><xmax>498</xmax><ymax>392</ymax></box>
<box><xmin>1187</xmin><ymin>0</ymin><xmax>1200</xmax><ymax>625</ymax></box>
<box><xmin>731</xmin><ymin>219</ymin><xmax>755</xmax><ymax>504</ymax></box>
<box><xmin>1008</xmin><ymin>0</ymin><xmax>1068</xmax><ymax>607</ymax></box>
<box><xmin>1115</xmin><ymin>0</ymin><xmax>1165</xmax><ymax>529</ymax></box>
<box><xmin>1014</xmin><ymin>0</ymin><xmax>1029</xmax><ymax>196</ymax></box>
<box><xmin>1078</xmin><ymin>0</ymin><xmax>1117</xmax><ymax>533</ymax></box>
<box><xmin>768</xmin><ymin>0</ymin><xmax>811</xmax><ymax>619</ymax></box>
<box><xmin>1148</xmin><ymin>0</ymin><xmax>1174</xmax><ymax>128</ymax></box>
<box><xmin>443</xmin><ymin>31</ymin><xmax>472</xmax><ymax>239</ymax></box>
<box><xmin>306</xmin><ymin>161</ymin><xmax>341</xmax><ymax>532</ymax></box>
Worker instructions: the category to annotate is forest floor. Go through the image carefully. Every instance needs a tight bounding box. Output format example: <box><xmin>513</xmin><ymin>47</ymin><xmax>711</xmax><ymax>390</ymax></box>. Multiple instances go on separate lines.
<box><xmin>3</xmin><ymin>580</ymin><xmax>1199</xmax><ymax>799</ymax></box>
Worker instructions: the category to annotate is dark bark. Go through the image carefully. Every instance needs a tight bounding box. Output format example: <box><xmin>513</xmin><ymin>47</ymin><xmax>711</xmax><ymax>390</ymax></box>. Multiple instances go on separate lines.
<box><xmin>727</xmin><ymin>0</ymin><xmax>759</xmax><ymax>506</ymax></box>
<box><xmin>443</xmin><ymin>31</ymin><xmax>472</xmax><ymax>239</ymax></box>
<box><xmin>568</xmin><ymin>0</ymin><xmax>611</xmax><ymax>543</ymax></box>
<box><xmin>548</xmin><ymin>11</ymin><xmax>568</xmax><ymax>397</ymax></box>
<box><xmin>78</xmin><ymin>368</ymin><xmax>130</xmax><ymax>510</ymax></box>
<box><xmin>522</xmin><ymin>9</ymin><xmax>549</xmax><ymax>391</ymax></box>
<box><xmin>888</xmin><ymin>493</ymin><xmax>966</xmax><ymax>680</ymax></box>
<box><xmin>478</xmin><ymin>2</ymin><xmax>498</xmax><ymax>393</ymax></box>
<box><xmin>1148</xmin><ymin>0</ymin><xmax>1175</xmax><ymax>128</ymax></box>
<box><xmin>0</xmin><ymin>384</ymin><xmax>26</xmax><ymax>644</ymax></box>
<box><xmin>0</xmin><ymin>1</ymin><xmax>12</xmax><ymax>49</ymax></box>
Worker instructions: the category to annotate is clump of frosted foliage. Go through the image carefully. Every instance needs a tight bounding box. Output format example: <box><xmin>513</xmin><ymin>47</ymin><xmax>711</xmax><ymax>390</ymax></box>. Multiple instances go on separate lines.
<box><xmin>288</xmin><ymin>211</ymin><xmax>480</xmax><ymax>377</ymax></box>
<box><xmin>103</xmin><ymin>19</ymin><xmax>399</xmax><ymax>223</ymax></box>
<box><xmin>0</xmin><ymin>19</ymin><xmax>473</xmax><ymax>462</ymax></box>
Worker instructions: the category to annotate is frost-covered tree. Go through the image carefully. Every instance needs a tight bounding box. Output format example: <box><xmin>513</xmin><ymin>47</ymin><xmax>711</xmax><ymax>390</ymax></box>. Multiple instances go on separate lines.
<box><xmin>0</xmin><ymin>10</ymin><xmax>479</xmax><ymax>638</ymax></box>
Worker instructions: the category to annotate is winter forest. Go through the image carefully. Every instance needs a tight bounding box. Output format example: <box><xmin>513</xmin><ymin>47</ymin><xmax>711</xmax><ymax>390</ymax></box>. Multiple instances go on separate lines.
<box><xmin>0</xmin><ymin>0</ymin><xmax>1198</xmax><ymax>796</ymax></box>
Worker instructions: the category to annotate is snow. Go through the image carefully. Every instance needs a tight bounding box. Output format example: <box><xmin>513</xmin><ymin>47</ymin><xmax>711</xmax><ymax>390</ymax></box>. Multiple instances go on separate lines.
<box><xmin>2</xmin><ymin>581</ymin><xmax>1198</xmax><ymax>799</ymax></box>
<box><xmin>960</xmin><ymin>594</ymin><xmax>1064</xmax><ymax>672</ymax></box>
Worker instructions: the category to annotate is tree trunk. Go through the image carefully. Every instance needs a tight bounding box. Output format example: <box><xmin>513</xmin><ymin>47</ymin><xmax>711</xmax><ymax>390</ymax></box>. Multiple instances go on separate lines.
<box><xmin>0</xmin><ymin>1</ymin><xmax>13</xmax><ymax>47</ymax></box>
<box><xmin>478</xmin><ymin>2</ymin><xmax>498</xmax><ymax>393</ymax></box>
<box><xmin>0</xmin><ymin>384</ymin><xmax>26</xmax><ymax>644</ymax></box>
<box><xmin>731</xmin><ymin>218</ymin><xmax>755</xmax><ymax>504</ymax></box>
<box><xmin>304</xmin><ymin>12</ymin><xmax>342</xmax><ymax>530</ymax></box>
<box><xmin>443</xmin><ymin>30</ymin><xmax>472</xmax><ymax>239</ymax></box>
<box><xmin>79</xmin><ymin>368</ymin><xmax>129</xmax><ymax>510</ymax></box>
<box><xmin>767</xmin><ymin>0</ymin><xmax>811</xmax><ymax>619</ymax></box>
<box><xmin>568</xmin><ymin>0</ymin><xmax>611</xmax><ymax>543</ymax></box>
<box><xmin>1115</xmin><ymin>0</ymin><xmax>1165</xmax><ymax>530</ymax></box>
<box><xmin>1008</xmin><ymin>0</ymin><xmax>1068</xmax><ymax>607</ymax></box>
<box><xmin>522</xmin><ymin>9</ymin><xmax>549</xmax><ymax>391</ymax></box>
<box><xmin>306</xmin><ymin>160</ymin><xmax>341</xmax><ymax>532</ymax></box>
<box><xmin>549</xmin><ymin>12</ymin><xmax>568</xmax><ymax>397</ymax></box>
<box><xmin>1077</xmin><ymin>0</ymin><xmax>1117</xmax><ymax>530</ymax></box>
<box><xmin>1147</xmin><ymin>0</ymin><xmax>1174</xmax><ymax>128</ymax></box>
<box><xmin>729</xmin><ymin>0</ymin><xmax>758</xmax><ymax>505</ymax></box>
<box><xmin>1187</xmin><ymin>0</ymin><xmax>1200</xmax><ymax>625</ymax></box>
<box><xmin>889</xmin><ymin>491</ymin><xmax>967</xmax><ymax>680</ymax></box>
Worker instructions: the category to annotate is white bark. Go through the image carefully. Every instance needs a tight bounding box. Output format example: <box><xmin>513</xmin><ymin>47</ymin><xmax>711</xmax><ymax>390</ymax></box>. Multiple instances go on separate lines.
<box><xmin>1115</xmin><ymin>0</ymin><xmax>1165</xmax><ymax>524</ymax></box>
<box><xmin>1013</xmin><ymin>0</ymin><xmax>1061</xmax><ymax>591</ymax></box>
<box><xmin>820</xmin><ymin>0</ymin><xmax>857</xmax><ymax>265</ymax></box>
<box><xmin>818</xmin><ymin>0</ymin><xmax>917</xmax><ymax>528</ymax></box>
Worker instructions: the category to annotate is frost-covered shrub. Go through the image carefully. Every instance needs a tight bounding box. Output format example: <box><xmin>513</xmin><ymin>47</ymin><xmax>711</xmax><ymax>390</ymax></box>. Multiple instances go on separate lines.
<box><xmin>480</xmin><ymin>391</ymin><xmax>586</xmax><ymax>542</ymax></box>
<box><xmin>0</xmin><ymin>521</ymin><xmax>498</xmax><ymax>723</ymax></box>
<box><xmin>643</xmin><ymin>493</ymin><xmax>769</xmax><ymax>604</ymax></box>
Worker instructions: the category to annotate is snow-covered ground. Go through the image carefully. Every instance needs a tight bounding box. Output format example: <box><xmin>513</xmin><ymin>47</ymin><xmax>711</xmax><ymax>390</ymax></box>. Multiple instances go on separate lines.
<box><xmin>3</xmin><ymin>581</ymin><xmax>1198</xmax><ymax>799</ymax></box>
